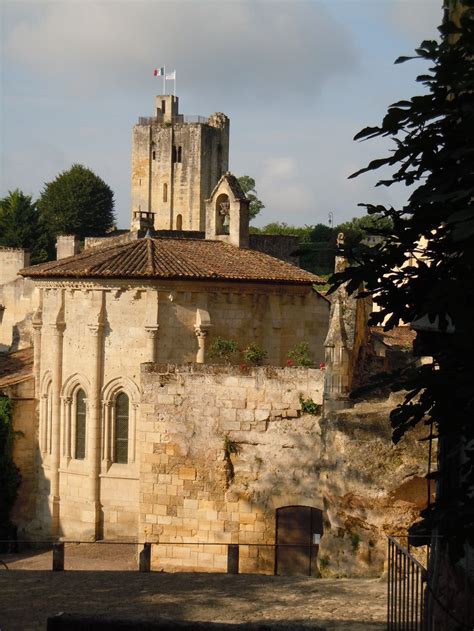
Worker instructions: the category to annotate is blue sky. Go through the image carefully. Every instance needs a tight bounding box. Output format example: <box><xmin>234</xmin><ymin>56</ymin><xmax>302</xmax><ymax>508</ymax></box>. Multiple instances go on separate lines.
<box><xmin>1</xmin><ymin>0</ymin><xmax>441</xmax><ymax>229</ymax></box>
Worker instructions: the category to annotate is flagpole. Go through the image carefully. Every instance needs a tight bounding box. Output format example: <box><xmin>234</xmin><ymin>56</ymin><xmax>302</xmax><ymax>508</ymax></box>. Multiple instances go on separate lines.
<box><xmin>174</xmin><ymin>72</ymin><xmax>176</xmax><ymax>97</ymax></box>
<box><xmin>163</xmin><ymin>67</ymin><xmax>166</xmax><ymax>94</ymax></box>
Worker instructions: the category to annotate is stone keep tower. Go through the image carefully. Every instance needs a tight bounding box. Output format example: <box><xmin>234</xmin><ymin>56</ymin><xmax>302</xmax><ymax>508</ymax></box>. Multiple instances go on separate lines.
<box><xmin>131</xmin><ymin>95</ymin><xmax>230</xmax><ymax>231</ymax></box>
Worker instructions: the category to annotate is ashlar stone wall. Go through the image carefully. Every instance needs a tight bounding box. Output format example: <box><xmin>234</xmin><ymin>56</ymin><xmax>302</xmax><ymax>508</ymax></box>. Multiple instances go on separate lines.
<box><xmin>139</xmin><ymin>363</ymin><xmax>325</xmax><ymax>573</ymax></box>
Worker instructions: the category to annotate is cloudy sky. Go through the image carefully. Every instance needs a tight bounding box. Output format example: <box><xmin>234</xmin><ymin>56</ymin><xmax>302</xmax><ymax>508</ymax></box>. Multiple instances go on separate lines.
<box><xmin>1</xmin><ymin>0</ymin><xmax>441</xmax><ymax>229</ymax></box>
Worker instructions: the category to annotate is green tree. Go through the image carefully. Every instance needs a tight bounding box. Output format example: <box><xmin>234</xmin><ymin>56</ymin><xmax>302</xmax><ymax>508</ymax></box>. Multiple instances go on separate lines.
<box><xmin>331</xmin><ymin>1</ymin><xmax>474</xmax><ymax>561</ymax></box>
<box><xmin>0</xmin><ymin>190</ymin><xmax>46</xmax><ymax>262</ymax></box>
<box><xmin>237</xmin><ymin>175</ymin><xmax>265</xmax><ymax>221</ymax></box>
<box><xmin>38</xmin><ymin>164</ymin><xmax>115</xmax><ymax>256</ymax></box>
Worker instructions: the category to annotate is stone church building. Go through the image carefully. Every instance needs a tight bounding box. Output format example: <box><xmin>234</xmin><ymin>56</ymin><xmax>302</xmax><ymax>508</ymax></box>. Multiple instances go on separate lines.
<box><xmin>0</xmin><ymin>95</ymin><xmax>429</xmax><ymax>576</ymax></box>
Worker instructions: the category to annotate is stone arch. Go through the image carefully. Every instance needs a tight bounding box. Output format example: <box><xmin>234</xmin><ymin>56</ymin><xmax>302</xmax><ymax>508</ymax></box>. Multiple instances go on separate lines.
<box><xmin>101</xmin><ymin>376</ymin><xmax>140</xmax><ymax>405</ymax></box>
<box><xmin>61</xmin><ymin>372</ymin><xmax>91</xmax><ymax>399</ymax></box>
<box><xmin>40</xmin><ymin>369</ymin><xmax>52</xmax><ymax>394</ymax></box>
<box><xmin>271</xmin><ymin>495</ymin><xmax>324</xmax><ymax>511</ymax></box>
<box><xmin>176</xmin><ymin>214</ymin><xmax>183</xmax><ymax>230</ymax></box>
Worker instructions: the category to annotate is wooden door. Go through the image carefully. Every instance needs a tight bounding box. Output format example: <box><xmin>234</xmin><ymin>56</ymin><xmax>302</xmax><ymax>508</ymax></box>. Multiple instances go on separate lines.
<box><xmin>275</xmin><ymin>506</ymin><xmax>323</xmax><ymax>576</ymax></box>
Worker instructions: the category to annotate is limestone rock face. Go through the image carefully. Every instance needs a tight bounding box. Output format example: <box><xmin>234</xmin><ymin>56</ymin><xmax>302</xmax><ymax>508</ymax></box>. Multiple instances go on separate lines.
<box><xmin>318</xmin><ymin>397</ymin><xmax>431</xmax><ymax>577</ymax></box>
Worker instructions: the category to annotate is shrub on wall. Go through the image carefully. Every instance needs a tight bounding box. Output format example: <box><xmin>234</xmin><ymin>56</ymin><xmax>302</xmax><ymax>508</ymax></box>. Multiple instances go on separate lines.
<box><xmin>241</xmin><ymin>343</ymin><xmax>267</xmax><ymax>366</ymax></box>
<box><xmin>208</xmin><ymin>338</ymin><xmax>239</xmax><ymax>364</ymax></box>
<box><xmin>0</xmin><ymin>396</ymin><xmax>21</xmax><ymax>548</ymax></box>
<box><xmin>287</xmin><ymin>342</ymin><xmax>314</xmax><ymax>367</ymax></box>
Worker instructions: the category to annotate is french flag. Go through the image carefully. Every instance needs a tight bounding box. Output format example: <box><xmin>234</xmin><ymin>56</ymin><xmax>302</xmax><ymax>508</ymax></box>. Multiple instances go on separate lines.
<box><xmin>153</xmin><ymin>67</ymin><xmax>165</xmax><ymax>77</ymax></box>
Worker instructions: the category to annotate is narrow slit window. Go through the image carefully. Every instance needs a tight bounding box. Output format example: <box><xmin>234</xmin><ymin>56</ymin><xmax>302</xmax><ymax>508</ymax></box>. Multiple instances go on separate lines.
<box><xmin>177</xmin><ymin>146</ymin><xmax>182</xmax><ymax>163</ymax></box>
<box><xmin>114</xmin><ymin>392</ymin><xmax>129</xmax><ymax>464</ymax></box>
<box><xmin>163</xmin><ymin>183</ymin><xmax>168</xmax><ymax>203</ymax></box>
<box><xmin>172</xmin><ymin>145</ymin><xmax>177</xmax><ymax>163</ymax></box>
<box><xmin>75</xmin><ymin>389</ymin><xmax>86</xmax><ymax>460</ymax></box>
<box><xmin>152</xmin><ymin>150</ymin><xmax>156</xmax><ymax>160</ymax></box>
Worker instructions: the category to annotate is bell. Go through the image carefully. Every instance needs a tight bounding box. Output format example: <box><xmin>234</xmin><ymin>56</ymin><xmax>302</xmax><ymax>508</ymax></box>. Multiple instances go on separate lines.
<box><xmin>222</xmin><ymin>213</ymin><xmax>230</xmax><ymax>233</ymax></box>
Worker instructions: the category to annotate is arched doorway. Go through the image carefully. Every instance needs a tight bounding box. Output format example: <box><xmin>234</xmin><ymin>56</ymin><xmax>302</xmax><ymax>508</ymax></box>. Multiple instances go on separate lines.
<box><xmin>275</xmin><ymin>505</ymin><xmax>323</xmax><ymax>576</ymax></box>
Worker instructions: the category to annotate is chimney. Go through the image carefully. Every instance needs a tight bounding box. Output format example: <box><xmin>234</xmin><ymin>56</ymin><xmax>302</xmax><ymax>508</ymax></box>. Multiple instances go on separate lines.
<box><xmin>56</xmin><ymin>235</ymin><xmax>80</xmax><ymax>260</ymax></box>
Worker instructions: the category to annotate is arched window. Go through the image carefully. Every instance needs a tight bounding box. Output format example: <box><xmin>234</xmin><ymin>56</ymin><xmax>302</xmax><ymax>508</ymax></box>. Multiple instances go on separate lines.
<box><xmin>163</xmin><ymin>182</ymin><xmax>168</xmax><ymax>203</ymax></box>
<box><xmin>176</xmin><ymin>214</ymin><xmax>183</xmax><ymax>230</ymax></box>
<box><xmin>114</xmin><ymin>392</ymin><xmax>129</xmax><ymax>464</ymax></box>
<box><xmin>75</xmin><ymin>389</ymin><xmax>86</xmax><ymax>460</ymax></box>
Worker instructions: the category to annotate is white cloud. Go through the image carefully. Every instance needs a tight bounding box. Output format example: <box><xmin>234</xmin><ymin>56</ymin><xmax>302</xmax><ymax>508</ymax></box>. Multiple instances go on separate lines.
<box><xmin>3</xmin><ymin>1</ymin><xmax>358</xmax><ymax>101</ymax></box>
<box><xmin>388</xmin><ymin>0</ymin><xmax>441</xmax><ymax>41</ymax></box>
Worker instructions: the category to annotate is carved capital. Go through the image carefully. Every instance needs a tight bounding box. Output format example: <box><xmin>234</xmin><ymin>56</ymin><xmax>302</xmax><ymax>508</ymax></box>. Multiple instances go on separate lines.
<box><xmin>145</xmin><ymin>325</ymin><xmax>159</xmax><ymax>339</ymax></box>
<box><xmin>194</xmin><ymin>326</ymin><xmax>209</xmax><ymax>339</ymax></box>
<box><xmin>88</xmin><ymin>323</ymin><xmax>104</xmax><ymax>337</ymax></box>
<box><xmin>49</xmin><ymin>322</ymin><xmax>66</xmax><ymax>335</ymax></box>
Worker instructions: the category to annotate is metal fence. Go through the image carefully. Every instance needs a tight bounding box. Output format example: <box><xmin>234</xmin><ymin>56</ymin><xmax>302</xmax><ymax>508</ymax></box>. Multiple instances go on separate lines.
<box><xmin>387</xmin><ymin>535</ymin><xmax>429</xmax><ymax>630</ymax></box>
<box><xmin>0</xmin><ymin>540</ymin><xmax>320</xmax><ymax>576</ymax></box>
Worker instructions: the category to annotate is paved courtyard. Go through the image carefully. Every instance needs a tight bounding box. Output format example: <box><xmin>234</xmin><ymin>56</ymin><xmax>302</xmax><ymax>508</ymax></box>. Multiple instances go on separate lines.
<box><xmin>0</xmin><ymin>546</ymin><xmax>387</xmax><ymax>630</ymax></box>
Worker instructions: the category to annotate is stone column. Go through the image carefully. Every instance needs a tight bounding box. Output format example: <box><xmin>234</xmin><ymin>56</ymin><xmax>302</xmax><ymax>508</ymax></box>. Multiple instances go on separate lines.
<box><xmin>85</xmin><ymin>290</ymin><xmax>105</xmax><ymax>540</ymax></box>
<box><xmin>145</xmin><ymin>326</ymin><xmax>159</xmax><ymax>363</ymax></box>
<box><xmin>49</xmin><ymin>317</ymin><xmax>65</xmax><ymax>537</ymax></box>
<box><xmin>194</xmin><ymin>307</ymin><xmax>212</xmax><ymax>363</ymax></box>
<box><xmin>32</xmin><ymin>293</ymin><xmax>43</xmax><ymax>395</ymax></box>
<box><xmin>144</xmin><ymin>289</ymin><xmax>159</xmax><ymax>362</ymax></box>
<box><xmin>194</xmin><ymin>328</ymin><xmax>208</xmax><ymax>363</ymax></box>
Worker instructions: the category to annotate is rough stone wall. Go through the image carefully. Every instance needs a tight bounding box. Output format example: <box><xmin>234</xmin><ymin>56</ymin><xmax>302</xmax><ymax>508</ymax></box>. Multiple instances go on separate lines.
<box><xmin>139</xmin><ymin>365</ymin><xmax>430</xmax><ymax>576</ymax></box>
<box><xmin>139</xmin><ymin>364</ymin><xmax>325</xmax><ymax>573</ymax></box>
<box><xmin>0</xmin><ymin>277</ymin><xmax>37</xmax><ymax>352</ymax></box>
<box><xmin>319</xmin><ymin>399</ymin><xmax>431</xmax><ymax>576</ymax></box>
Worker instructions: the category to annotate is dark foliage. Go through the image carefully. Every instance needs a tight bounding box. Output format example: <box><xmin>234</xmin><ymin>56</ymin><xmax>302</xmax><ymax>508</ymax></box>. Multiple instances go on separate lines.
<box><xmin>0</xmin><ymin>190</ymin><xmax>47</xmax><ymax>263</ymax></box>
<box><xmin>38</xmin><ymin>164</ymin><xmax>115</xmax><ymax>257</ymax></box>
<box><xmin>237</xmin><ymin>176</ymin><xmax>265</xmax><ymax>221</ymax></box>
<box><xmin>0</xmin><ymin>397</ymin><xmax>21</xmax><ymax>544</ymax></box>
<box><xmin>329</xmin><ymin>3</ymin><xmax>474</xmax><ymax>558</ymax></box>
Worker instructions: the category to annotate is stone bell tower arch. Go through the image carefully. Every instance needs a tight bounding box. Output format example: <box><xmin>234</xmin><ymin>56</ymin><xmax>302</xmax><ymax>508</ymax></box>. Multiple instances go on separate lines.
<box><xmin>205</xmin><ymin>172</ymin><xmax>249</xmax><ymax>248</ymax></box>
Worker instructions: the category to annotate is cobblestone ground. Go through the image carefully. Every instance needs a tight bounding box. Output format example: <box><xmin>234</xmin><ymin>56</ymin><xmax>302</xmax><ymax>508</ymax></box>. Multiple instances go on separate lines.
<box><xmin>0</xmin><ymin>546</ymin><xmax>387</xmax><ymax>631</ymax></box>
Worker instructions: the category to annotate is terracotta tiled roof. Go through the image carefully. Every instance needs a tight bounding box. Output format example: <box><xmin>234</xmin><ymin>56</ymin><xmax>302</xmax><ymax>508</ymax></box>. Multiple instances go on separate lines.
<box><xmin>20</xmin><ymin>237</ymin><xmax>324</xmax><ymax>285</ymax></box>
<box><xmin>0</xmin><ymin>347</ymin><xmax>34</xmax><ymax>389</ymax></box>
<box><xmin>371</xmin><ymin>326</ymin><xmax>416</xmax><ymax>349</ymax></box>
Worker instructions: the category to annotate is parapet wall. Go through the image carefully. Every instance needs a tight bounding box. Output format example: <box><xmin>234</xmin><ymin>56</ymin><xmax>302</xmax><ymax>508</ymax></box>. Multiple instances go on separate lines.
<box><xmin>0</xmin><ymin>248</ymin><xmax>30</xmax><ymax>286</ymax></box>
